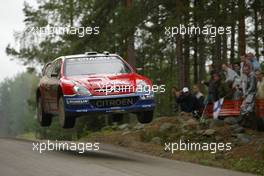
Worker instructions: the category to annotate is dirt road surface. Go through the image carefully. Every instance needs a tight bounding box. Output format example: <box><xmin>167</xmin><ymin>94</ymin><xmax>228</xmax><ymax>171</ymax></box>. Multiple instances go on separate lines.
<box><xmin>0</xmin><ymin>138</ymin><xmax>255</xmax><ymax>176</ymax></box>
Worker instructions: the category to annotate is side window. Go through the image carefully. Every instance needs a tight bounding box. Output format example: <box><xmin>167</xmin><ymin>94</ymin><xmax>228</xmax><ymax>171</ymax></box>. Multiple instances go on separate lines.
<box><xmin>45</xmin><ymin>64</ymin><xmax>53</xmax><ymax>78</ymax></box>
<box><xmin>51</xmin><ymin>59</ymin><xmax>62</xmax><ymax>77</ymax></box>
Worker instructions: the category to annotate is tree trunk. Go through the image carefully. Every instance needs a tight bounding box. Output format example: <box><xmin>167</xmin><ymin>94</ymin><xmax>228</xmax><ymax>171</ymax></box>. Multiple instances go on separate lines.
<box><xmin>196</xmin><ymin>0</ymin><xmax>205</xmax><ymax>83</ymax></box>
<box><xmin>69</xmin><ymin>0</ymin><xmax>74</xmax><ymax>26</ymax></box>
<box><xmin>183</xmin><ymin>0</ymin><xmax>190</xmax><ymax>87</ymax></box>
<box><xmin>230</xmin><ymin>1</ymin><xmax>236</xmax><ymax>64</ymax></box>
<box><xmin>175</xmin><ymin>0</ymin><xmax>184</xmax><ymax>88</ymax></box>
<box><xmin>213</xmin><ymin>1</ymin><xmax>222</xmax><ymax>69</ymax></box>
<box><xmin>125</xmin><ymin>0</ymin><xmax>136</xmax><ymax>66</ymax></box>
<box><xmin>214</xmin><ymin>35</ymin><xmax>222</xmax><ymax>68</ymax></box>
<box><xmin>127</xmin><ymin>35</ymin><xmax>136</xmax><ymax>66</ymax></box>
<box><xmin>254</xmin><ymin>8</ymin><xmax>259</xmax><ymax>58</ymax></box>
<box><xmin>230</xmin><ymin>23</ymin><xmax>236</xmax><ymax>64</ymax></box>
<box><xmin>198</xmin><ymin>36</ymin><xmax>205</xmax><ymax>82</ymax></box>
<box><xmin>222</xmin><ymin>33</ymin><xmax>228</xmax><ymax>63</ymax></box>
<box><xmin>238</xmin><ymin>0</ymin><xmax>246</xmax><ymax>56</ymax></box>
<box><xmin>193</xmin><ymin>36</ymin><xmax>198</xmax><ymax>84</ymax></box>
<box><xmin>261</xmin><ymin>3</ymin><xmax>264</xmax><ymax>46</ymax></box>
<box><xmin>176</xmin><ymin>34</ymin><xmax>184</xmax><ymax>88</ymax></box>
<box><xmin>193</xmin><ymin>0</ymin><xmax>198</xmax><ymax>84</ymax></box>
<box><xmin>184</xmin><ymin>35</ymin><xmax>190</xmax><ymax>87</ymax></box>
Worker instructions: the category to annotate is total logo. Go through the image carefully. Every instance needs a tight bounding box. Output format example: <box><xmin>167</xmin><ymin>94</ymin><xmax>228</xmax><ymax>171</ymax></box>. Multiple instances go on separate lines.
<box><xmin>108</xmin><ymin>80</ymin><xmax>130</xmax><ymax>85</ymax></box>
<box><xmin>96</xmin><ymin>80</ymin><xmax>130</xmax><ymax>87</ymax></box>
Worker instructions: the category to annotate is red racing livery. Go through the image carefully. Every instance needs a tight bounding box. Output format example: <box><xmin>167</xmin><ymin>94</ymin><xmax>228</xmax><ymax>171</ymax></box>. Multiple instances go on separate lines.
<box><xmin>36</xmin><ymin>52</ymin><xmax>155</xmax><ymax>128</ymax></box>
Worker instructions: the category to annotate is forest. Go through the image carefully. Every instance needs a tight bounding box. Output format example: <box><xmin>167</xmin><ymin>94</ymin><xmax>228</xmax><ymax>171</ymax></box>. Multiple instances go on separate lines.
<box><xmin>1</xmin><ymin>0</ymin><xmax>264</xmax><ymax>136</ymax></box>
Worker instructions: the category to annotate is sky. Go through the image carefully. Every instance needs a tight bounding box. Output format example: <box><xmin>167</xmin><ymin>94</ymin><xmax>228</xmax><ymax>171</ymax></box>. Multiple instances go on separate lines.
<box><xmin>0</xmin><ymin>0</ymin><xmax>29</xmax><ymax>82</ymax></box>
<box><xmin>0</xmin><ymin>1</ymin><xmax>262</xmax><ymax>83</ymax></box>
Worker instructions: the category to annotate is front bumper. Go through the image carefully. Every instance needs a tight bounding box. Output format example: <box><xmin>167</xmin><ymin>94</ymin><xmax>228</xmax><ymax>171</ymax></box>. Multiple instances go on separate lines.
<box><xmin>63</xmin><ymin>93</ymin><xmax>155</xmax><ymax>114</ymax></box>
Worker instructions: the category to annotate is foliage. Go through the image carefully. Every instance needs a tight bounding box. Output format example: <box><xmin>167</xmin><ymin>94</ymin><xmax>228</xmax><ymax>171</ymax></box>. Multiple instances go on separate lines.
<box><xmin>231</xmin><ymin>158</ymin><xmax>264</xmax><ymax>175</ymax></box>
<box><xmin>3</xmin><ymin>0</ymin><xmax>264</xmax><ymax>137</ymax></box>
<box><xmin>0</xmin><ymin>72</ymin><xmax>38</xmax><ymax>136</ymax></box>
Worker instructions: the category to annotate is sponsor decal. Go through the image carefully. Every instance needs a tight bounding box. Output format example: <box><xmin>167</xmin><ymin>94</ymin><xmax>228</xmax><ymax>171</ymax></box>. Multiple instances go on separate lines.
<box><xmin>94</xmin><ymin>98</ymin><xmax>135</xmax><ymax>108</ymax></box>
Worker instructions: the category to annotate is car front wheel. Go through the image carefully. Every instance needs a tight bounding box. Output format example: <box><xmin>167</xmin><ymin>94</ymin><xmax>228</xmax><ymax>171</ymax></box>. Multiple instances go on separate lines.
<box><xmin>137</xmin><ymin>111</ymin><xmax>153</xmax><ymax>124</ymax></box>
<box><xmin>58</xmin><ymin>97</ymin><xmax>76</xmax><ymax>128</ymax></box>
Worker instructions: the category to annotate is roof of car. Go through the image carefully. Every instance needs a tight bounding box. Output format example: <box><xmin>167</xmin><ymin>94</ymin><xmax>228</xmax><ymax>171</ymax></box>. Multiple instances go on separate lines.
<box><xmin>63</xmin><ymin>53</ymin><xmax>119</xmax><ymax>59</ymax></box>
<box><xmin>48</xmin><ymin>52</ymin><xmax>123</xmax><ymax>65</ymax></box>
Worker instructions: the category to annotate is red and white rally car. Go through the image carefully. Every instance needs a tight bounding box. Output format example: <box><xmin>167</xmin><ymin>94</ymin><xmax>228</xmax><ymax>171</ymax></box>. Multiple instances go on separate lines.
<box><xmin>36</xmin><ymin>52</ymin><xmax>155</xmax><ymax>128</ymax></box>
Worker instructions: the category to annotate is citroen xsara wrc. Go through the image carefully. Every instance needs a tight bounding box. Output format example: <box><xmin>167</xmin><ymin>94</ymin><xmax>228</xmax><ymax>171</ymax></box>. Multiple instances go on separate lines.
<box><xmin>36</xmin><ymin>52</ymin><xmax>155</xmax><ymax>128</ymax></box>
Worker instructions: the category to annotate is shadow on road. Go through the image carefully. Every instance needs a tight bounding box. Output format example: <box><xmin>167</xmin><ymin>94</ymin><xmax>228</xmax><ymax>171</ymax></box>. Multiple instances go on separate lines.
<box><xmin>59</xmin><ymin>149</ymin><xmax>141</xmax><ymax>163</ymax></box>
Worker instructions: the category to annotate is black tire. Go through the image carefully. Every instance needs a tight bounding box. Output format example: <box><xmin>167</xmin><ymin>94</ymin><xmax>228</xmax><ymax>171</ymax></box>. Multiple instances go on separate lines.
<box><xmin>37</xmin><ymin>96</ymin><xmax>52</xmax><ymax>127</ymax></box>
<box><xmin>137</xmin><ymin>111</ymin><xmax>154</xmax><ymax>124</ymax></box>
<box><xmin>58</xmin><ymin>97</ymin><xmax>76</xmax><ymax>128</ymax></box>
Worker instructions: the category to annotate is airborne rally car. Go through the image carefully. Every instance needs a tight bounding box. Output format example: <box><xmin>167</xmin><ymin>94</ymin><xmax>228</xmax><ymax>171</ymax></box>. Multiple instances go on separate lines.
<box><xmin>36</xmin><ymin>52</ymin><xmax>155</xmax><ymax>128</ymax></box>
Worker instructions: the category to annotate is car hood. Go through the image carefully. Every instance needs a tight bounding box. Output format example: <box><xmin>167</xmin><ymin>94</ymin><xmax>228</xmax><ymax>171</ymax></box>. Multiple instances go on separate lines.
<box><xmin>65</xmin><ymin>73</ymin><xmax>146</xmax><ymax>96</ymax></box>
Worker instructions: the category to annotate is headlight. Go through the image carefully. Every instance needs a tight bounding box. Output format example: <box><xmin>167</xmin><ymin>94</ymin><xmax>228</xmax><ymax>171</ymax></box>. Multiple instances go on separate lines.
<box><xmin>136</xmin><ymin>80</ymin><xmax>151</xmax><ymax>93</ymax></box>
<box><xmin>73</xmin><ymin>85</ymin><xmax>91</xmax><ymax>96</ymax></box>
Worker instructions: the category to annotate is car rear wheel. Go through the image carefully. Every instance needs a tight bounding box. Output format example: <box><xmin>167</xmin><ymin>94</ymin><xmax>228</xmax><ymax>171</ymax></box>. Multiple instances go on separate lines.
<box><xmin>58</xmin><ymin>96</ymin><xmax>75</xmax><ymax>128</ymax></box>
<box><xmin>137</xmin><ymin>111</ymin><xmax>153</xmax><ymax>124</ymax></box>
<box><xmin>37</xmin><ymin>96</ymin><xmax>52</xmax><ymax>127</ymax></box>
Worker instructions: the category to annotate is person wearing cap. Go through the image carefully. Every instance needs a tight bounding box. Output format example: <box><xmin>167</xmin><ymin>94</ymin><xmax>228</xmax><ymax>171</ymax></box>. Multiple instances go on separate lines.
<box><xmin>182</xmin><ymin>87</ymin><xmax>189</xmax><ymax>93</ymax></box>
<box><xmin>175</xmin><ymin>87</ymin><xmax>199</xmax><ymax>116</ymax></box>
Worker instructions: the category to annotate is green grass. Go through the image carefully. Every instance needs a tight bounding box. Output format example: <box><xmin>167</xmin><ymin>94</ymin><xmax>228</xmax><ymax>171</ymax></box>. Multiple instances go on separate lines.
<box><xmin>17</xmin><ymin>132</ymin><xmax>36</xmax><ymax>140</ymax></box>
<box><xmin>231</xmin><ymin>158</ymin><xmax>264</xmax><ymax>176</ymax></box>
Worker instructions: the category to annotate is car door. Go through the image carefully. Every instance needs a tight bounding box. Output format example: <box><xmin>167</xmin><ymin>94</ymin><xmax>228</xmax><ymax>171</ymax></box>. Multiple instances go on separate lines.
<box><xmin>40</xmin><ymin>63</ymin><xmax>53</xmax><ymax>113</ymax></box>
<box><xmin>47</xmin><ymin>59</ymin><xmax>62</xmax><ymax>113</ymax></box>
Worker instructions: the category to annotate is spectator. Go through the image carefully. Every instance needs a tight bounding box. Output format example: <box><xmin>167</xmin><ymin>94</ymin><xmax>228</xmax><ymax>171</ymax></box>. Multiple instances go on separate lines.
<box><xmin>192</xmin><ymin>84</ymin><xmax>205</xmax><ymax>109</ymax></box>
<box><xmin>211</xmin><ymin>72</ymin><xmax>229</xmax><ymax>102</ymax></box>
<box><xmin>256</xmin><ymin>70</ymin><xmax>264</xmax><ymax>98</ymax></box>
<box><xmin>201</xmin><ymin>78</ymin><xmax>213</xmax><ymax>103</ymax></box>
<box><xmin>201</xmin><ymin>64</ymin><xmax>217</xmax><ymax>103</ymax></box>
<box><xmin>240</xmin><ymin>55</ymin><xmax>251</xmax><ymax>95</ymax></box>
<box><xmin>208</xmin><ymin>64</ymin><xmax>218</xmax><ymax>75</ymax></box>
<box><xmin>222</xmin><ymin>63</ymin><xmax>241</xmax><ymax>88</ymax></box>
<box><xmin>246</xmin><ymin>52</ymin><xmax>260</xmax><ymax>71</ymax></box>
<box><xmin>240</xmin><ymin>64</ymin><xmax>258</xmax><ymax>129</ymax></box>
<box><xmin>232</xmin><ymin>62</ymin><xmax>241</xmax><ymax>76</ymax></box>
<box><xmin>222</xmin><ymin>63</ymin><xmax>243</xmax><ymax>100</ymax></box>
<box><xmin>175</xmin><ymin>87</ymin><xmax>199</xmax><ymax>115</ymax></box>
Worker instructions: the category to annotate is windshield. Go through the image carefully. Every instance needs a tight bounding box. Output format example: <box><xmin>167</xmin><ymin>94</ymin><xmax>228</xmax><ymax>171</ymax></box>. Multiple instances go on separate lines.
<box><xmin>64</xmin><ymin>56</ymin><xmax>132</xmax><ymax>76</ymax></box>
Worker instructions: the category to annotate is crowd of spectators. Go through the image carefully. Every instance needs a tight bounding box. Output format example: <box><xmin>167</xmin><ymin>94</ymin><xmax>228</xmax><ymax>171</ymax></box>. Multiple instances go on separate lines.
<box><xmin>172</xmin><ymin>52</ymin><xmax>264</xmax><ymax>130</ymax></box>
